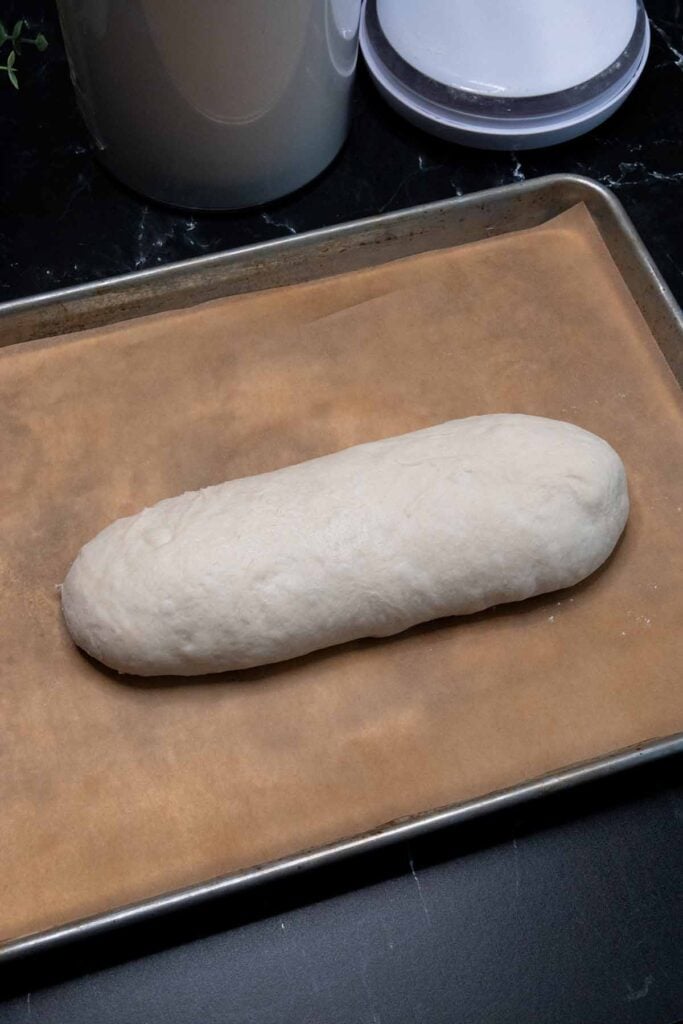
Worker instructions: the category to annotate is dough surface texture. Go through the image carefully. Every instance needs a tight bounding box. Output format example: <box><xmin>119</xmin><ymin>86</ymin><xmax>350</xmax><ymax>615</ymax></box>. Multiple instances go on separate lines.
<box><xmin>61</xmin><ymin>414</ymin><xmax>629</xmax><ymax>676</ymax></box>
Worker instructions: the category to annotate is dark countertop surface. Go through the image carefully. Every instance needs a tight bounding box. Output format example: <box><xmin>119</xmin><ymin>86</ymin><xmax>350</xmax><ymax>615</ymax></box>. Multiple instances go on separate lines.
<box><xmin>1</xmin><ymin>0</ymin><xmax>683</xmax><ymax>308</ymax></box>
<box><xmin>1</xmin><ymin>1</ymin><xmax>682</xmax><ymax>1022</ymax></box>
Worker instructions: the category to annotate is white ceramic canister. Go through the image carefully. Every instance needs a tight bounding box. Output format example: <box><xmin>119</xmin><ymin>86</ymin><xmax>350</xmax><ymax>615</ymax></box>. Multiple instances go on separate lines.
<box><xmin>57</xmin><ymin>0</ymin><xmax>362</xmax><ymax>209</ymax></box>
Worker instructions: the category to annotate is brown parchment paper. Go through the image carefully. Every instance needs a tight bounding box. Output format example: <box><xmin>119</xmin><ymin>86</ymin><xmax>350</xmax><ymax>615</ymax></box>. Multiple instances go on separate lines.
<box><xmin>1</xmin><ymin>204</ymin><xmax>682</xmax><ymax>943</ymax></box>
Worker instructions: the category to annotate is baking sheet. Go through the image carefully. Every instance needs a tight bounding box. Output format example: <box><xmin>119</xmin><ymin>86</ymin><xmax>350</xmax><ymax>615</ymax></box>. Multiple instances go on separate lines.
<box><xmin>1</xmin><ymin>202</ymin><xmax>682</xmax><ymax>946</ymax></box>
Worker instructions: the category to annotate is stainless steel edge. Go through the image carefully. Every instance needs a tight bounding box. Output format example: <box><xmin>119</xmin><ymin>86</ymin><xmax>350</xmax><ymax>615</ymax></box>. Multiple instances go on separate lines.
<box><xmin>6</xmin><ymin>174</ymin><xmax>573</xmax><ymax>325</ymax></box>
<box><xmin>1</xmin><ymin>174</ymin><xmax>681</xmax><ymax>962</ymax></box>
<box><xmin>1</xmin><ymin>175</ymin><xmax>680</xmax><ymax>378</ymax></box>
<box><xmin>2</xmin><ymin>732</ymin><xmax>682</xmax><ymax>962</ymax></box>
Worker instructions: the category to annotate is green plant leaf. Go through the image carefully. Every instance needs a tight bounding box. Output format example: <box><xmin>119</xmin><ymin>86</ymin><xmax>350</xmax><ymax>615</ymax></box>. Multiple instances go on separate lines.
<box><xmin>13</xmin><ymin>36</ymin><xmax>21</xmax><ymax>55</ymax></box>
<box><xmin>34</xmin><ymin>33</ymin><xmax>48</xmax><ymax>52</ymax></box>
<box><xmin>8</xmin><ymin>66</ymin><xmax>18</xmax><ymax>88</ymax></box>
<box><xmin>7</xmin><ymin>49</ymin><xmax>16</xmax><ymax>68</ymax></box>
<box><xmin>0</xmin><ymin>21</ymin><xmax>8</xmax><ymax>44</ymax></box>
<box><xmin>12</xmin><ymin>19</ymin><xmax>23</xmax><ymax>40</ymax></box>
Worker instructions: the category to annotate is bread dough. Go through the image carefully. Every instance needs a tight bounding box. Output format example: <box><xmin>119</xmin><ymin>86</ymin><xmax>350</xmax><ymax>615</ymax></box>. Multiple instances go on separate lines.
<box><xmin>61</xmin><ymin>414</ymin><xmax>629</xmax><ymax>676</ymax></box>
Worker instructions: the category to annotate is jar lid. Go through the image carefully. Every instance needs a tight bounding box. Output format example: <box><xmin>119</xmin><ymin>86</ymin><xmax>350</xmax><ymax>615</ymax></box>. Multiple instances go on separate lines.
<box><xmin>360</xmin><ymin>0</ymin><xmax>650</xmax><ymax>149</ymax></box>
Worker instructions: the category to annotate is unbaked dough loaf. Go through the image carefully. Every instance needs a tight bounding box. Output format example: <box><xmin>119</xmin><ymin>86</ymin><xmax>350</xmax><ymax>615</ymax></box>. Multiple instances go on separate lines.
<box><xmin>61</xmin><ymin>414</ymin><xmax>629</xmax><ymax>676</ymax></box>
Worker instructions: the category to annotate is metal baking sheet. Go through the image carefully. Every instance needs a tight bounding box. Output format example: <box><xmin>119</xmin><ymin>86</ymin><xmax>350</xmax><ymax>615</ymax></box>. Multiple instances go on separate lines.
<box><xmin>1</xmin><ymin>174</ymin><xmax>681</xmax><ymax>961</ymax></box>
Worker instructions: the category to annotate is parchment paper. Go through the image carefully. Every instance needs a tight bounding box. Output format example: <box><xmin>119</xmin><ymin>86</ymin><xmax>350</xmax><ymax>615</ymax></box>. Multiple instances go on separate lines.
<box><xmin>1</xmin><ymin>204</ymin><xmax>681</xmax><ymax>943</ymax></box>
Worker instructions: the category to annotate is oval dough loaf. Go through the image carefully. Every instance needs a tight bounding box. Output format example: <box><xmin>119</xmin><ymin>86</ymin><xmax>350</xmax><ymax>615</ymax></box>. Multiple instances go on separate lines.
<box><xmin>62</xmin><ymin>414</ymin><xmax>629</xmax><ymax>676</ymax></box>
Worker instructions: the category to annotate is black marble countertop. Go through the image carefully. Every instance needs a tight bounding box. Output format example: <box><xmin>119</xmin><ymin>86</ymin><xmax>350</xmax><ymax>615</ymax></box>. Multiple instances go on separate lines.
<box><xmin>1</xmin><ymin>3</ymin><xmax>682</xmax><ymax>1023</ymax></box>
<box><xmin>0</xmin><ymin>0</ymin><xmax>682</xmax><ymax>307</ymax></box>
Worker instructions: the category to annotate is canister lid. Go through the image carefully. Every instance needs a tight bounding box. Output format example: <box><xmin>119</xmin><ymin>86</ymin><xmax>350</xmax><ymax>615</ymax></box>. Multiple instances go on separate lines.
<box><xmin>360</xmin><ymin>0</ymin><xmax>650</xmax><ymax>149</ymax></box>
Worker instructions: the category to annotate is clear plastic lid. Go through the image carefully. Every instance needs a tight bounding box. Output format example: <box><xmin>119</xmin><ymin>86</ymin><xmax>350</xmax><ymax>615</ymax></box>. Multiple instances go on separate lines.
<box><xmin>364</xmin><ymin>0</ymin><xmax>648</xmax><ymax>129</ymax></box>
